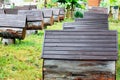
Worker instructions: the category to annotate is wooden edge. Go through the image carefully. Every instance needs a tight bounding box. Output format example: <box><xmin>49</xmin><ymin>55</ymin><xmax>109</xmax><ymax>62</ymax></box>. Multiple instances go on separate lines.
<box><xmin>116</xmin><ymin>31</ymin><xmax>118</xmax><ymax>60</ymax></box>
<box><xmin>41</xmin><ymin>30</ymin><xmax>46</xmax><ymax>59</ymax></box>
<box><xmin>42</xmin><ymin>60</ymin><xmax>45</xmax><ymax>80</ymax></box>
<box><xmin>21</xmin><ymin>18</ymin><xmax>28</xmax><ymax>39</ymax></box>
<box><xmin>42</xmin><ymin>57</ymin><xmax>117</xmax><ymax>61</ymax></box>
<box><xmin>41</xmin><ymin>20</ymin><xmax>44</xmax><ymax>30</ymax></box>
<box><xmin>58</xmin><ymin>15</ymin><xmax>60</xmax><ymax>22</ymax></box>
<box><xmin>45</xmin><ymin>30</ymin><xmax>117</xmax><ymax>32</ymax></box>
<box><xmin>50</xmin><ymin>16</ymin><xmax>54</xmax><ymax>25</ymax></box>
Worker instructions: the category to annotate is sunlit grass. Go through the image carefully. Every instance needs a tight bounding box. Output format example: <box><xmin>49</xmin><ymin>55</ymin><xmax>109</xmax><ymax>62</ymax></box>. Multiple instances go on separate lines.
<box><xmin>0</xmin><ymin>18</ymin><xmax>73</xmax><ymax>80</ymax></box>
<box><xmin>109</xmin><ymin>20</ymin><xmax>120</xmax><ymax>80</ymax></box>
<box><xmin>0</xmin><ymin>32</ymin><xmax>44</xmax><ymax>80</ymax></box>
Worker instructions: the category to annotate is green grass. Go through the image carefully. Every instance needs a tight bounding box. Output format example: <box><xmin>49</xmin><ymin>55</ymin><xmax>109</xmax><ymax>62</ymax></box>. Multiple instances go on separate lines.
<box><xmin>0</xmin><ymin>18</ymin><xmax>73</xmax><ymax>80</ymax></box>
<box><xmin>0</xmin><ymin>18</ymin><xmax>120</xmax><ymax>80</ymax></box>
<box><xmin>109</xmin><ymin>20</ymin><xmax>120</xmax><ymax>80</ymax></box>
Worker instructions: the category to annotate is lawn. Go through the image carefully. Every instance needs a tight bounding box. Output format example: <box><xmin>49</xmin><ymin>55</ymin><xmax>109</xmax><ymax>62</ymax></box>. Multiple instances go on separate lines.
<box><xmin>0</xmin><ymin>18</ymin><xmax>120</xmax><ymax>80</ymax></box>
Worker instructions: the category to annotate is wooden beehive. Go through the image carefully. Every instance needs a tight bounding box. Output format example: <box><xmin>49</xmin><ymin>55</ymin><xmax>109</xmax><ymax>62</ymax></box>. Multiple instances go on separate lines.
<box><xmin>42</xmin><ymin>30</ymin><xmax>118</xmax><ymax>80</ymax></box>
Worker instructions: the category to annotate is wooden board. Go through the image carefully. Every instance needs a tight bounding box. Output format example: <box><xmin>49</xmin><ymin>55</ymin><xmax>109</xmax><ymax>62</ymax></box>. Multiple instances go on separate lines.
<box><xmin>43</xmin><ymin>60</ymin><xmax>116</xmax><ymax>80</ymax></box>
<box><xmin>52</xmin><ymin>8</ymin><xmax>60</xmax><ymax>16</ymax></box>
<box><xmin>41</xmin><ymin>9</ymin><xmax>53</xmax><ymax>18</ymax></box>
<box><xmin>18</xmin><ymin>10</ymin><xmax>43</xmax><ymax>21</ymax></box>
<box><xmin>4</xmin><ymin>9</ymin><xmax>18</xmax><ymax>14</ymax></box>
<box><xmin>0</xmin><ymin>14</ymin><xmax>26</xmax><ymax>28</ymax></box>
<box><xmin>42</xmin><ymin>30</ymin><xmax>118</xmax><ymax>60</ymax></box>
<box><xmin>75</xmin><ymin>18</ymin><xmax>108</xmax><ymax>22</ymax></box>
<box><xmin>0</xmin><ymin>14</ymin><xmax>27</xmax><ymax>39</ymax></box>
<box><xmin>63</xmin><ymin>22</ymin><xmax>108</xmax><ymax>30</ymax></box>
<box><xmin>0</xmin><ymin>9</ymin><xmax>5</xmax><ymax>14</ymax></box>
<box><xmin>84</xmin><ymin>12</ymin><xmax>108</xmax><ymax>19</ymax></box>
<box><xmin>15</xmin><ymin>6</ymin><xmax>30</xmax><ymax>10</ymax></box>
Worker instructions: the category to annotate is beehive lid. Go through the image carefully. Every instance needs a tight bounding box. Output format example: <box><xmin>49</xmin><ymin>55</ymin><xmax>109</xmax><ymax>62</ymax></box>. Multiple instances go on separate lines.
<box><xmin>42</xmin><ymin>30</ymin><xmax>118</xmax><ymax>60</ymax></box>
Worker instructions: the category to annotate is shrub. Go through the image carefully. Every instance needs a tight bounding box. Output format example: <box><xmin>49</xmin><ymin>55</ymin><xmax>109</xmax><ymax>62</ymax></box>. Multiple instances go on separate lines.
<box><xmin>74</xmin><ymin>10</ymin><xmax>83</xmax><ymax>18</ymax></box>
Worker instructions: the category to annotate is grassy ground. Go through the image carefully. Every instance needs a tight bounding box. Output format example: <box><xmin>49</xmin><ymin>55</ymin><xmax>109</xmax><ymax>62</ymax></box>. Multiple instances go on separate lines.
<box><xmin>0</xmin><ymin>18</ymin><xmax>72</xmax><ymax>80</ymax></box>
<box><xmin>109</xmin><ymin>19</ymin><xmax>120</xmax><ymax>80</ymax></box>
<box><xmin>0</xmin><ymin>18</ymin><xmax>120</xmax><ymax>80</ymax></box>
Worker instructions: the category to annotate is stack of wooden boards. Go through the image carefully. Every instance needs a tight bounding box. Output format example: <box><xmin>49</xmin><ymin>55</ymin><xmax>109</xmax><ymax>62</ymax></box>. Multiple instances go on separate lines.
<box><xmin>42</xmin><ymin>7</ymin><xmax>118</xmax><ymax>80</ymax></box>
<box><xmin>0</xmin><ymin>7</ymin><xmax>65</xmax><ymax>44</ymax></box>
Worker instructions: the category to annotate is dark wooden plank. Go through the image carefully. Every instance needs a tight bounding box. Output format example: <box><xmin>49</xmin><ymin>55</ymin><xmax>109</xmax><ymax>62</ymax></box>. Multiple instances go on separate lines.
<box><xmin>63</xmin><ymin>26</ymin><xmax>108</xmax><ymax>29</ymax></box>
<box><xmin>44</xmin><ymin>43</ymin><xmax>116</xmax><ymax>47</ymax></box>
<box><xmin>46</xmin><ymin>31</ymin><xmax>116</xmax><ymax>35</ymax></box>
<box><xmin>44</xmin><ymin>46</ymin><xmax>116</xmax><ymax>51</ymax></box>
<box><xmin>84</xmin><ymin>11</ymin><xmax>108</xmax><ymax>16</ymax></box>
<box><xmin>65</xmin><ymin>21</ymin><xmax>108</xmax><ymax>23</ymax></box>
<box><xmin>84</xmin><ymin>12</ymin><xmax>108</xmax><ymax>19</ymax></box>
<box><xmin>44</xmin><ymin>51</ymin><xmax>117</xmax><ymax>56</ymax></box>
<box><xmin>0</xmin><ymin>14</ymin><xmax>26</xmax><ymax>28</ymax></box>
<box><xmin>45</xmin><ymin>30</ymin><xmax>112</xmax><ymax>32</ymax></box>
<box><xmin>45</xmin><ymin>39</ymin><xmax>116</xmax><ymax>43</ymax></box>
<box><xmin>63</xmin><ymin>24</ymin><xmax>108</xmax><ymax>27</ymax></box>
<box><xmin>43</xmin><ymin>55</ymin><xmax>117</xmax><ymax>60</ymax></box>
<box><xmin>75</xmin><ymin>17</ymin><xmax>108</xmax><ymax>20</ymax></box>
<box><xmin>45</xmin><ymin>35</ymin><xmax>116</xmax><ymax>39</ymax></box>
<box><xmin>4</xmin><ymin>9</ymin><xmax>18</xmax><ymax>14</ymax></box>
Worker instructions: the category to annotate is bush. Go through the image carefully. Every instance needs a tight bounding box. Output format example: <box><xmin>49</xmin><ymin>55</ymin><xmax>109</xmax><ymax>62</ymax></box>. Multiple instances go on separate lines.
<box><xmin>74</xmin><ymin>10</ymin><xmax>83</xmax><ymax>18</ymax></box>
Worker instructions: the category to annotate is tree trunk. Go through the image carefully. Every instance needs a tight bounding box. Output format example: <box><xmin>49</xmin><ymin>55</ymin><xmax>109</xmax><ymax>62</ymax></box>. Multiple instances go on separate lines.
<box><xmin>71</xmin><ymin>4</ymin><xmax>74</xmax><ymax>18</ymax></box>
<box><xmin>66</xmin><ymin>9</ymin><xmax>71</xmax><ymax>18</ymax></box>
<box><xmin>44</xmin><ymin>0</ymin><xmax>47</xmax><ymax>7</ymax></box>
<box><xmin>112</xmin><ymin>6</ymin><xmax>119</xmax><ymax>20</ymax></box>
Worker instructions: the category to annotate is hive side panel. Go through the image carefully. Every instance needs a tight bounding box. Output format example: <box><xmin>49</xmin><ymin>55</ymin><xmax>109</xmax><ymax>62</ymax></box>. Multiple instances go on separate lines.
<box><xmin>43</xmin><ymin>60</ymin><xmax>115</xmax><ymax>80</ymax></box>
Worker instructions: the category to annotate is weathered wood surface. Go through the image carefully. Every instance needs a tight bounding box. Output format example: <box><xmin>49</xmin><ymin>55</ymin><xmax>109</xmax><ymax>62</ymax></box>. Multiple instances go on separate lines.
<box><xmin>0</xmin><ymin>9</ymin><xmax>5</xmax><ymax>14</ymax></box>
<box><xmin>84</xmin><ymin>12</ymin><xmax>108</xmax><ymax>19</ymax></box>
<box><xmin>75</xmin><ymin>18</ymin><xmax>108</xmax><ymax>22</ymax></box>
<box><xmin>41</xmin><ymin>9</ymin><xmax>54</xmax><ymax>26</ymax></box>
<box><xmin>18</xmin><ymin>10</ymin><xmax>43</xmax><ymax>21</ymax></box>
<box><xmin>58</xmin><ymin>8</ymin><xmax>65</xmax><ymax>20</ymax></box>
<box><xmin>52</xmin><ymin>8</ymin><xmax>60</xmax><ymax>22</ymax></box>
<box><xmin>4</xmin><ymin>9</ymin><xmax>18</xmax><ymax>14</ymax></box>
<box><xmin>29</xmin><ymin>5</ymin><xmax>37</xmax><ymax>10</ymax></box>
<box><xmin>15</xmin><ymin>6</ymin><xmax>30</xmax><ymax>10</ymax></box>
<box><xmin>23</xmin><ymin>5</ymin><xmax>37</xmax><ymax>10</ymax></box>
<box><xmin>42</xmin><ymin>30</ymin><xmax>118</xmax><ymax>60</ymax></box>
<box><xmin>18</xmin><ymin>10</ymin><xmax>44</xmax><ymax>30</ymax></box>
<box><xmin>63</xmin><ymin>22</ymin><xmax>108</xmax><ymax>30</ymax></box>
<box><xmin>0</xmin><ymin>14</ymin><xmax>26</xmax><ymax>28</ymax></box>
<box><xmin>0</xmin><ymin>14</ymin><xmax>27</xmax><ymax>40</ymax></box>
<box><xmin>42</xmin><ymin>9</ymin><xmax>53</xmax><ymax>18</ymax></box>
<box><xmin>43</xmin><ymin>60</ymin><xmax>115</xmax><ymax>80</ymax></box>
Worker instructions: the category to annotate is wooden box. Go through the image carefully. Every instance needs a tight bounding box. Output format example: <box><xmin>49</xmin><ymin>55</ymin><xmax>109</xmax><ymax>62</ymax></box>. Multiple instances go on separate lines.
<box><xmin>42</xmin><ymin>30</ymin><xmax>118</xmax><ymax>80</ymax></box>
